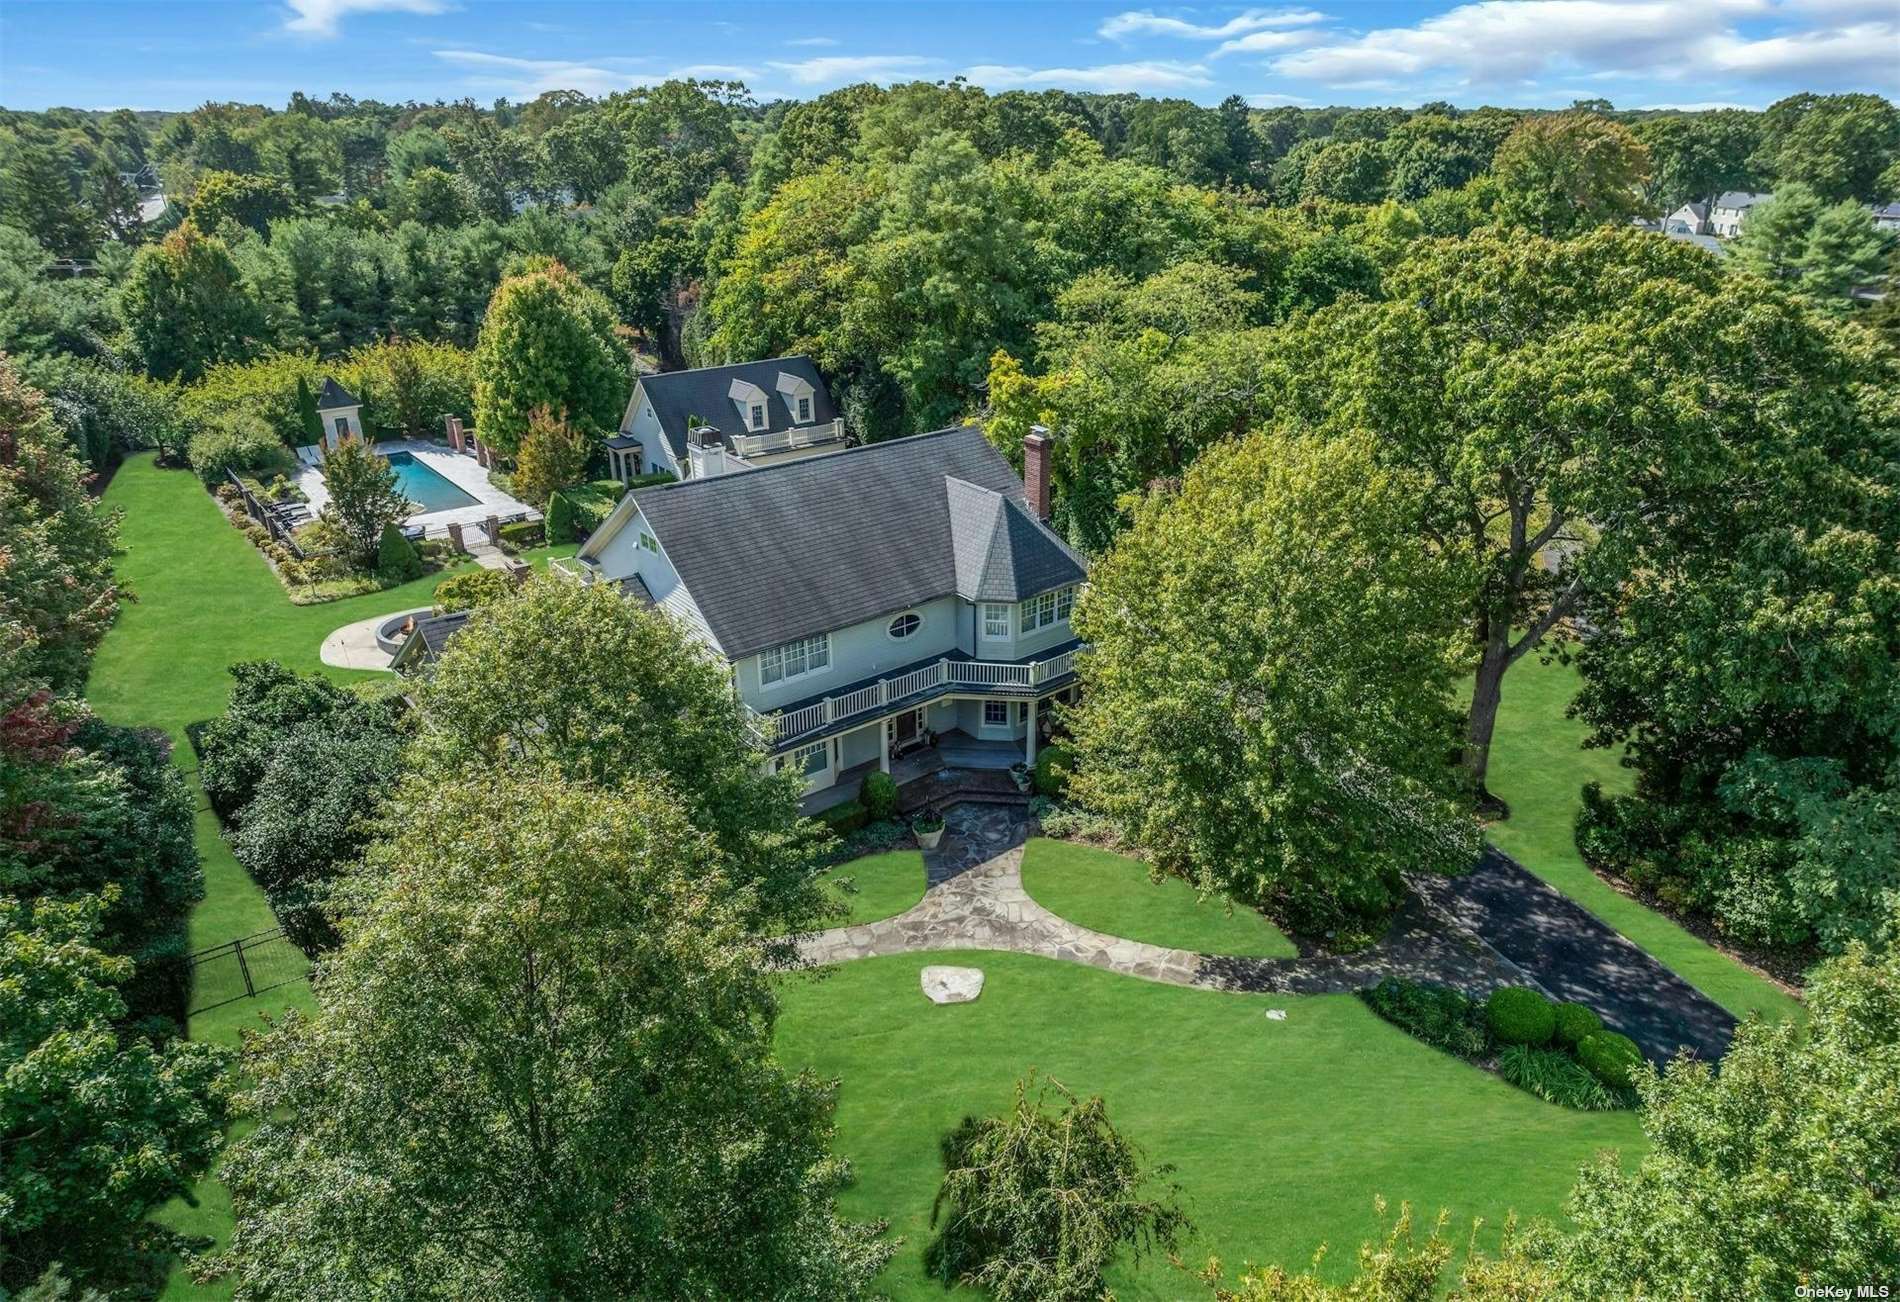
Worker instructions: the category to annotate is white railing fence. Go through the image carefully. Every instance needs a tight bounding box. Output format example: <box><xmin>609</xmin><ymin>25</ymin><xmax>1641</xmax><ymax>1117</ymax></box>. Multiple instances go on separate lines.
<box><xmin>731</xmin><ymin>419</ymin><xmax>847</xmax><ymax>459</ymax></box>
<box><xmin>764</xmin><ymin>647</ymin><xmax>1081</xmax><ymax>744</ymax></box>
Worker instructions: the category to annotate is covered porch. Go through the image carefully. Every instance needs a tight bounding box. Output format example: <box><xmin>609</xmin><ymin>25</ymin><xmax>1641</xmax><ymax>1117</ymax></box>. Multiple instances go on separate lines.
<box><xmin>799</xmin><ymin>729</ymin><xmax>1026</xmax><ymax>816</ymax></box>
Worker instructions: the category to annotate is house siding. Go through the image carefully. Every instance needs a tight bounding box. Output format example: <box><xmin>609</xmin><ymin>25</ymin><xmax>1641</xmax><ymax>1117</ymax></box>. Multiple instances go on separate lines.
<box><xmin>624</xmin><ymin>386</ymin><xmax>683</xmax><ymax>479</ymax></box>
<box><xmin>589</xmin><ymin>503</ymin><xmax>721</xmax><ymax>652</ymax></box>
<box><xmin>737</xmin><ymin>594</ymin><xmax>964</xmax><ymax>713</ymax></box>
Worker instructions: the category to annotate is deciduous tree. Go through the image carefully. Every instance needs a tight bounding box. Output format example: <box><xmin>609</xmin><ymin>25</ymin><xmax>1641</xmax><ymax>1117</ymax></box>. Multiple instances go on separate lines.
<box><xmin>316</xmin><ymin>436</ymin><xmax>409</xmax><ymax>569</ymax></box>
<box><xmin>213</xmin><ymin>773</ymin><xmax>891</xmax><ymax>1299</ymax></box>
<box><xmin>1066</xmin><ymin>429</ymin><xmax>1476</xmax><ymax>931</ymax></box>
<box><xmin>471</xmin><ymin>258</ymin><xmax>624</xmax><ymax>454</ymax></box>
<box><xmin>0</xmin><ymin>893</ymin><xmax>231</xmax><ymax>1296</ymax></box>
<box><xmin>1491</xmin><ymin>112</ymin><xmax>1651</xmax><ymax>236</ymax></box>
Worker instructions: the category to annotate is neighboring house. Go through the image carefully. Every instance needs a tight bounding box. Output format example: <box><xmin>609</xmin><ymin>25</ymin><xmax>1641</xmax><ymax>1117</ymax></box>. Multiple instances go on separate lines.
<box><xmin>1872</xmin><ymin>202</ymin><xmax>1900</xmax><ymax>233</ymax></box>
<box><xmin>1663</xmin><ymin>200</ymin><xmax>1710</xmax><ymax>236</ymax></box>
<box><xmin>557</xmin><ymin>424</ymin><xmax>1086</xmax><ymax>802</ymax></box>
<box><xmin>612</xmin><ymin>356</ymin><xmax>847</xmax><ymax>483</ymax></box>
<box><xmin>1665</xmin><ymin>231</ymin><xmax>1729</xmax><ymax>258</ymax></box>
<box><xmin>1710</xmin><ymin>191</ymin><xmax>1772</xmax><ymax>238</ymax></box>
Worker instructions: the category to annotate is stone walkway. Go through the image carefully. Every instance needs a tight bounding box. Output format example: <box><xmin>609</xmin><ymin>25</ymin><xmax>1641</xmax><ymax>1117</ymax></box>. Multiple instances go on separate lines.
<box><xmin>798</xmin><ymin>804</ymin><xmax>1523</xmax><ymax>999</ymax></box>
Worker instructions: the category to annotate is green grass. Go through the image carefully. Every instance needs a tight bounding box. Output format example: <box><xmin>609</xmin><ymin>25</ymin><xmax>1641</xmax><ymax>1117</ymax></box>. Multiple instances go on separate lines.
<box><xmin>776</xmin><ymin>951</ymin><xmax>1643</xmax><ymax>1299</ymax></box>
<box><xmin>1485</xmin><ymin>654</ymin><xmax>1801</xmax><ymax>1024</ymax></box>
<box><xmin>1021</xmin><ymin>838</ymin><xmax>1297</xmax><ymax>958</ymax></box>
<box><xmin>84</xmin><ymin>455</ymin><xmax>575</xmax><ymax>1299</ymax></box>
<box><xmin>817</xmin><ymin>850</ymin><xmax>929</xmax><ymax>927</ymax></box>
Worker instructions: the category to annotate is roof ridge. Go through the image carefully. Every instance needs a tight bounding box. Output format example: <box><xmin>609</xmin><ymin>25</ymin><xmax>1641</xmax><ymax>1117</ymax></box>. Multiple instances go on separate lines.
<box><xmin>636</xmin><ymin>425</ymin><xmax>981</xmax><ymax>496</ymax></box>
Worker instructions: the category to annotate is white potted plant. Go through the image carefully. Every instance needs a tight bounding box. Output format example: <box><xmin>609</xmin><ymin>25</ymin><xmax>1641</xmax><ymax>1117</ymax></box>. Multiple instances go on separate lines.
<box><xmin>913</xmin><ymin>809</ymin><xmax>945</xmax><ymax>851</ymax></box>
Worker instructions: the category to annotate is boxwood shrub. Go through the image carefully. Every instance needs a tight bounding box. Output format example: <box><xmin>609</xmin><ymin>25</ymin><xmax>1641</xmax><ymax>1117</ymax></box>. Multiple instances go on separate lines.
<box><xmin>1576</xmin><ymin>1030</ymin><xmax>1645</xmax><ymax>1089</ymax></box>
<box><xmin>1033</xmin><ymin>743</ymin><xmax>1074</xmax><ymax>797</ymax></box>
<box><xmin>1485</xmin><ymin>986</ymin><xmax>1556</xmax><ymax>1046</ymax></box>
<box><xmin>1552</xmin><ymin>1001</ymin><xmax>1604</xmax><ymax>1049</ymax></box>
<box><xmin>861</xmin><ymin>771</ymin><xmax>898</xmax><ymax>820</ymax></box>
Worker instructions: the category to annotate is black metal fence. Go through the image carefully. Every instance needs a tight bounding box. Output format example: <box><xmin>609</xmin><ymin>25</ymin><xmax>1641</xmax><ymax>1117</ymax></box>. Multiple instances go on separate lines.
<box><xmin>187</xmin><ymin>927</ymin><xmax>311</xmax><ymax>1014</ymax></box>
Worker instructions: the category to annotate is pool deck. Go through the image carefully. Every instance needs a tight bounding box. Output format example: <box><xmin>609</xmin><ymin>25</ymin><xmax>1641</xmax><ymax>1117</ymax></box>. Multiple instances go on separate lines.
<box><xmin>295</xmin><ymin>438</ymin><xmax>536</xmax><ymax>538</ymax></box>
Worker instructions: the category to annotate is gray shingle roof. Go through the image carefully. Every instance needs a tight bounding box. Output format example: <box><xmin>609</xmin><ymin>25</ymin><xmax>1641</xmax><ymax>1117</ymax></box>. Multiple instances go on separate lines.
<box><xmin>1715</xmin><ymin>191</ymin><xmax>1771</xmax><ymax>210</ymax></box>
<box><xmin>315</xmin><ymin>377</ymin><xmax>359</xmax><ymax>409</ymax></box>
<box><xmin>945</xmin><ymin>477</ymin><xmax>1080</xmax><ymax>602</ymax></box>
<box><xmin>635</xmin><ymin>356</ymin><xmax>836</xmax><ymax>460</ymax></box>
<box><xmin>630</xmin><ymin>425</ymin><xmax>1086</xmax><ymax>658</ymax></box>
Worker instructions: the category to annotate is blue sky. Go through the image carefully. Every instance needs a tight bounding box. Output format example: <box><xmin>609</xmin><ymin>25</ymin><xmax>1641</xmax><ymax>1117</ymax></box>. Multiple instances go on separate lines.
<box><xmin>2</xmin><ymin>0</ymin><xmax>1895</xmax><ymax>113</ymax></box>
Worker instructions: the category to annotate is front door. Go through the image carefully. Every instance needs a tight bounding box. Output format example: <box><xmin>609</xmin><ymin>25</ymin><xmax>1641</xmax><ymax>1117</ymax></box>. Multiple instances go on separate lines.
<box><xmin>893</xmin><ymin>710</ymin><xmax>919</xmax><ymax>746</ymax></box>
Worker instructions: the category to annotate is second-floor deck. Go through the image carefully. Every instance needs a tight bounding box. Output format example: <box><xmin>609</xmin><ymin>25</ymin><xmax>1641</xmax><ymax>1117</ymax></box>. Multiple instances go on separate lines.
<box><xmin>755</xmin><ymin>639</ymin><xmax>1083</xmax><ymax>752</ymax></box>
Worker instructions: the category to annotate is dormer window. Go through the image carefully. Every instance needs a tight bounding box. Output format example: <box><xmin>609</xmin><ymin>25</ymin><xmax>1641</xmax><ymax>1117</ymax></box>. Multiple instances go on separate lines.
<box><xmin>750</xmin><ymin>403</ymin><xmax>765</xmax><ymax>430</ymax></box>
<box><xmin>797</xmin><ymin>395</ymin><xmax>812</xmax><ymax>423</ymax></box>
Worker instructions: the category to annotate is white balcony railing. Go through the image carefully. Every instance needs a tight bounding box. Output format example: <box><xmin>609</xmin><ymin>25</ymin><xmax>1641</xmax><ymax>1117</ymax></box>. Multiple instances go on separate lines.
<box><xmin>764</xmin><ymin>647</ymin><xmax>1082</xmax><ymax>745</ymax></box>
<box><xmin>729</xmin><ymin>418</ymin><xmax>846</xmax><ymax>460</ymax></box>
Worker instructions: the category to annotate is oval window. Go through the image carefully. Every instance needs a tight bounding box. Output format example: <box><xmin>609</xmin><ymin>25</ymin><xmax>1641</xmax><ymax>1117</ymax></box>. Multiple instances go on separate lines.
<box><xmin>888</xmin><ymin>612</ymin><xmax>922</xmax><ymax>640</ymax></box>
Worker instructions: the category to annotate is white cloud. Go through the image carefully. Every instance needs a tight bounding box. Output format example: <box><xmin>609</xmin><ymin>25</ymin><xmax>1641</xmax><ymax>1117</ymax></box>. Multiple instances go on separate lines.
<box><xmin>1271</xmin><ymin>1</ymin><xmax>1721</xmax><ymax>83</ymax></box>
<box><xmin>963</xmin><ymin>60</ymin><xmax>1217</xmax><ymax>91</ymax></box>
<box><xmin>1212</xmin><ymin>29</ymin><xmax>1323</xmax><ymax>56</ymax></box>
<box><xmin>1632</xmin><ymin>99</ymin><xmax>1766</xmax><ymax>110</ymax></box>
<box><xmin>1266</xmin><ymin>0</ymin><xmax>1897</xmax><ymax>93</ymax></box>
<box><xmin>1247</xmin><ymin>91</ymin><xmax>1315</xmax><ymax>105</ymax></box>
<box><xmin>764</xmin><ymin>54</ymin><xmax>941</xmax><ymax>85</ymax></box>
<box><xmin>432</xmin><ymin>49</ymin><xmax>642</xmax><ymax>97</ymax></box>
<box><xmin>1699</xmin><ymin>20</ymin><xmax>1900</xmax><ymax>84</ymax></box>
<box><xmin>284</xmin><ymin>0</ymin><xmax>448</xmax><ymax>38</ymax></box>
<box><xmin>1099</xmin><ymin>7</ymin><xmax>1328</xmax><ymax>41</ymax></box>
<box><xmin>785</xmin><ymin>36</ymin><xmax>841</xmax><ymax>47</ymax></box>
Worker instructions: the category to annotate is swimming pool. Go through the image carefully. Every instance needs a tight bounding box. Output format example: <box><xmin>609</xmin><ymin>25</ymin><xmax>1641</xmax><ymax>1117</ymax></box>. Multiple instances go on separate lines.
<box><xmin>383</xmin><ymin>451</ymin><xmax>479</xmax><ymax>515</ymax></box>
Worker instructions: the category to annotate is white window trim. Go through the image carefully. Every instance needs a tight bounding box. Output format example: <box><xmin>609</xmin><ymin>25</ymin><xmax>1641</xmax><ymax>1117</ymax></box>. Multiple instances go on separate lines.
<box><xmin>981</xmin><ymin>602</ymin><xmax>1011</xmax><ymax>641</ymax></box>
<box><xmin>749</xmin><ymin>402</ymin><xmax>766</xmax><ymax>430</ymax></box>
<box><xmin>638</xmin><ymin>530</ymin><xmax>659</xmax><ymax>553</ymax></box>
<box><xmin>759</xmin><ymin>633</ymin><xmax>832</xmax><ymax>688</ymax></box>
<box><xmin>982</xmin><ymin>700</ymin><xmax>1011</xmax><ymax>728</ymax></box>
<box><xmin>796</xmin><ymin>395</ymin><xmax>813</xmax><ymax>423</ymax></box>
<box><xmin>886</xmin><ymin>611</ymin><xmax>923</xmax><ymax>642</ymax></box>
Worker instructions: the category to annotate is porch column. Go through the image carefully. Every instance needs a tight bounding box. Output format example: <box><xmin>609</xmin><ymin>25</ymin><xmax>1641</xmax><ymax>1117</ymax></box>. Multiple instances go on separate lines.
<box><xmin>1024</xmin><ymin>702</ymin><xmax>1037</xmax><ymax>767</ymax></box>
<box><xmin>879</xmin><ymin>718</ymin><xmax>891</xmax><ymax>774</ymax></box>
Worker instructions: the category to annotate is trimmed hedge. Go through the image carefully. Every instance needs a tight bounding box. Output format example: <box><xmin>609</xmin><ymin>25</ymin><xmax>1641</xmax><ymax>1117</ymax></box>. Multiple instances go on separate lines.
<box><xmin>1033</xmin><ymin>743</ymin><xmax>1074</xmax><ymax>797</ymax></box>
<box><xmin>498</xmin><ymin>520</ymin><xmax>544</xmax><ymax>549</ymax></box>
<box><xmin>816</xmin><ymin>799</ymin><xmax>869</xmax><ymax>836</ymax></box>
<box><xmin>1577</xmin><ymin>1031</ymin><xmax>1645</xmax><ymax>1089</ymax></box>
<box><xmin>862</xmin><ymin>771</ymin><xmax>898</xmax><ymax>820</ymax></box>
<box><xmin>1485</xmin><ymin>987</ymin><xmax>1556</xmax><ymax>1047</ymax></box>
<box><xmin>1553</xmin><ymin>1001</ymin><xmax>1604</xmax><ymax>1049</ymax></box>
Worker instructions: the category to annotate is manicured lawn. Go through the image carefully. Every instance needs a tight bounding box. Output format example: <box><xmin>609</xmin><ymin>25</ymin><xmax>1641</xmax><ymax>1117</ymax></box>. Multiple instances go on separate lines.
<box><xmin>817</xmin><ymin>850</ymin><xmax>929</xmax><ymax>926</ymax></box>
<box><xmin>1021</xmin><ymin>838</ymin><xmax>1297</xmax><ymax>958</ymax></box>
<box><xmin>776</xmin><ymin>951</ymin><xmax>1643</xmax><ymax>1298</ymax></box>
<box><xmin>85</xmin><ymin>455</ymin><xmax>575</xmax><ymax>1300</ymax></box>
<box><xmin>1484</xmin><ymin>654</ymin><xmax>1801</xmax><ymax>1024</ymax></box>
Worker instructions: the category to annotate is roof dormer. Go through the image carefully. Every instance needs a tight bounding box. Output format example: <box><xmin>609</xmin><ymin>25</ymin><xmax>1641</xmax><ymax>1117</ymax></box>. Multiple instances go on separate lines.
<box><xmin>776</xmin><ymin>371</ymin><xmax>816</xmax><ymax>424</ymax></box>
<box><xmin>728</xmin><ymin>377</ymin><xmax>771</xmax><ymax>431</ymax></box>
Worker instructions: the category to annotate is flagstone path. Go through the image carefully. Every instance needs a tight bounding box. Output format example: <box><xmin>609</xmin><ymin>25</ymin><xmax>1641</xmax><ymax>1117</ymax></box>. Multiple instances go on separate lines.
<box><xmin>798</xmin><ymin>804</ymin><xmax>1524</xmax><ymax>999</ymax></box>
<box><xmin>796</xmin><ymin>803</ymin><xmax>1740</xmax><ymax>1062</ymax></box>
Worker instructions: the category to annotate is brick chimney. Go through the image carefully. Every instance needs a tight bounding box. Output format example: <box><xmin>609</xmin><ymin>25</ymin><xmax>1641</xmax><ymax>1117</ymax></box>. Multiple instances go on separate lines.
<box><xmin>1023</xmin><ymin>425</ymin><xmax>1052</xmax><ymax>521</ymax></box>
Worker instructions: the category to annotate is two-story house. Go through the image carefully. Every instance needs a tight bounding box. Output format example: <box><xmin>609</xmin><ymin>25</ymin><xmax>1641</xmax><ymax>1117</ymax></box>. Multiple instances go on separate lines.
<box><xmin>606</xmin><ymin>355</ymin><xmax>848</xmax><ymax>484</ymax></box>
<box><xmin>1663</xmin><ymin>200</ymin><xmax>1710</xmax><ymax>236</ymax></box>
<box><xmin>1710</xmin><ymin>191</ymin><xmax>1771</xmax><ymax>238</ymax></box>
<box><xmin>558</xmin><ymin>423</ymin><xmax>1086</xmax><ymax>807</ymax></box>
